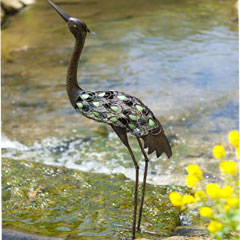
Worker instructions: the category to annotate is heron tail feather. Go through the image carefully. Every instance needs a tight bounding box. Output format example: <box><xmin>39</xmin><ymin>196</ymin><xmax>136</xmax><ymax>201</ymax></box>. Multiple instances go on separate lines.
<box><xmin>142</xmin><ymin>130</ymin><xmax>172</xmax><ymax>158</ymax></box>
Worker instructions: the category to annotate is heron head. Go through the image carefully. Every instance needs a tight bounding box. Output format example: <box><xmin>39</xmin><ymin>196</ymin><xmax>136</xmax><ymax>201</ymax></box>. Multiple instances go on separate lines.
<box><xmin>48</xmin><ymin>0</ymin><xmax>93</xmax><ymax>38</ymax></box>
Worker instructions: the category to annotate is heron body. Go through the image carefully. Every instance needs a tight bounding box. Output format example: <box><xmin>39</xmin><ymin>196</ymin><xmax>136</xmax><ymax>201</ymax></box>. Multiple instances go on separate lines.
<box><xmin>48</xmin><ymin>1</ymin><xmax>172</xmax><ymax>239</ymax></box>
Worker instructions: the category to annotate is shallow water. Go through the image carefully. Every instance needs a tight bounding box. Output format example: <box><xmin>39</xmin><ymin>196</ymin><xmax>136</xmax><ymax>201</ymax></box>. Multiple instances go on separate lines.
<box><xmin>2</xmin><ymin>0</ymin><xmax>238</xmax><ymax>183</ymax></box>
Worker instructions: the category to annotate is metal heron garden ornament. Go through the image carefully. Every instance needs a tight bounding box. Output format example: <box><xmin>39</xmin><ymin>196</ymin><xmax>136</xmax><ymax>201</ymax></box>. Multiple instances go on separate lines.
<box><xmin>48</xmin><ymin>1</ymin><xmax>172</xmax><ymax>239</ymax></box>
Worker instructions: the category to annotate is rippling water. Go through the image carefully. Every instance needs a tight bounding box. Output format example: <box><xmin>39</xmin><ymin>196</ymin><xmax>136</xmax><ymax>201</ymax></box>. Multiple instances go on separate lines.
<box><xmin>2</xmin><ymin>0</ymin><xmax>238</xmax><ymax>184</ymax></box>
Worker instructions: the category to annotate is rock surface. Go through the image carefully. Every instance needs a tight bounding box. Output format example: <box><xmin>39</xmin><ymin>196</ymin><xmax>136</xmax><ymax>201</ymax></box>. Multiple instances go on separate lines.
<box><xmin>2</xmin><ymin>158</ymin><xmax>188</xmax><ymax>239</ymax></box>
<box><xmin>1</xmin><ymin>0</ymin><xmax>35</xmax><ymax>23</ymax></box>
<box><xmin>2</xmin><ymin>0</ymin><xmax>24</xmax><ymax>12</ymax></box>
<box><xmin>3</xmin><ymin>229</ymin><xmax>63</xmax><ymax>240</ymax></box>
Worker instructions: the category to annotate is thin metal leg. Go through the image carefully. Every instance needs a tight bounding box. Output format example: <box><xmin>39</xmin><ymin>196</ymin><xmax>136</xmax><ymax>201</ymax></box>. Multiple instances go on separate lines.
<box><xmin>126</xmin><ymin>144</ymin><xmax>139</xmax><ymax>240</ymax></box>
<box><xmin>136</xmin><ymin>137</ymin><xmax>149</xmax><ymax>232</ymax></box>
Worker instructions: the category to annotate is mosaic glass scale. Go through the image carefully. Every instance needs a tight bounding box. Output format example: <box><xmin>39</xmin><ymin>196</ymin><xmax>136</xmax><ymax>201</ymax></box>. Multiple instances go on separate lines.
<box><xmin>75</xmin><ymin>90</ymin><xmax>160</xmax><ymax>137</ymax></box>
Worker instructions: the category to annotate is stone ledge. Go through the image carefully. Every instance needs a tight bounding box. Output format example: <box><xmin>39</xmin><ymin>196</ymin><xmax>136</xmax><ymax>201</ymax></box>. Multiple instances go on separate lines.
<box><xmin>1</xmin><ymin>0</ymin><xmax>35</xmax><ymax>23</ymax></box>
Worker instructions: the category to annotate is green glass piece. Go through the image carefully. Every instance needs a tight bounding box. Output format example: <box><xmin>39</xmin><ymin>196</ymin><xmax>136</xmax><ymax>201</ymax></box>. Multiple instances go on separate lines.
<box><xmin>82</xmin><ymin>94</ymin><xmax>89</xmax><ymax>99</ymax></box>
<box><xmin>129</xmin><ymin>114</ymin><xmax>137</xmax><ymax>121</ymax></box>
<box><xmin>117</xmin><ymin>95</ymin><xmax>127</xmax><ymax>101</ymax></box>
<box><xmin>98</xmin><ymin>92</ymin><xmax>105</xmax><ymax>97</ymax></box>
<box><xmin>136</xmin><ymin>105</ymin><xmax>144</xmax><ymax>112</ymax></box>
<box><xmin>93</xmin><ymin>102</ymin><xmax>100</xmax><ymax>107</ymax></box>
<box><xmin>111</xmin><ymin>106</ymin><xmax>119</xmax><ymax>112</ymax></box>
<box><xmin>110</xmin><ymin>117</ymin><xmax>118</xmax><ymax>123</ymax></box>
<box><xmin>93</xmin><ymin>112</ymin><xmax>100</xmax><ymax>117</ymax></box>
<box><xmin>128</xmin><ymin>123</ymin><xmax>136</xmax><ymax>130</ymax></box>
<box><xmin>149</xmin><ymin>119</ymin><xmax>155</xmax><ymax>127</ymax></box>
<box><xmin>76</xmin><ymin>102</ymin><xmax>83</xmax><ymax>108</ymax></box>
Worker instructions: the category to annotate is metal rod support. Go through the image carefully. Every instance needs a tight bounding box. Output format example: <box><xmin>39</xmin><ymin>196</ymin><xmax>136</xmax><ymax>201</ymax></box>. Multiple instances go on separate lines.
<box><xmin>136</xmin><ymin>137</ymin><xmax>149</xmax><ymax>232</ymax></box>
<box><xmin>126</xmin><ymin>144</ymin><xmax>139</xmax><ymax>240</ymax></box>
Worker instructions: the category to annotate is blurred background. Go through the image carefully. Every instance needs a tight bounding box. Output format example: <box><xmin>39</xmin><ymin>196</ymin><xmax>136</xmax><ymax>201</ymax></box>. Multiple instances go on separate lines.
<box><xmin>2</xmin><ymin>0</ymin><xmax>239</xmax><ymax>184</ymax></box>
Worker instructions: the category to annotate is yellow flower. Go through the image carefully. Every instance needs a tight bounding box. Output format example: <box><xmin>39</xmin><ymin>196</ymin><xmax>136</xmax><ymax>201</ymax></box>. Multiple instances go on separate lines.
<box><xmin>213</xmin><ymin>145</ymin><xmax>226</xmax><ymax>159</ymax></box>
<box><xmin>226</xmin><ymin>197</ymin><xmax>239</xmax><ymax>206</ymax></box>
<box><xmin>187</xmin><ymin>164</ymin><xmax>203</xmax><ymax>179</ymax></box>
<box><xmin>228</xmin><ymin>130</ymin><xmax>239</xmax><ymax>148</ymax></box>
<box><xmin>169</xmin><ymin>192</ymin><xmax>183</xmax><ymax>206</ymax></box>
<box><xmin>206</xmin><ymin>183</ymin><xmax>222</xmax><ymax>199</ymax></box>
<box><xmin>199</xmin><ymin>207</ymin><xmax>213</xmax><ymax>218</ymax></box>
<box><xmin>186</xmin><ymin>175</ymin><xmax>200</xmax><ymax>187</ymax></box>
<box><xmin>182</xmin><ymin>194</ymin><xmax>196</xmax><ymax>205</ymax></box>
<box><xmin>220</xmin><ymin>161</ymin><xmax>238</xmax><ymax>175</ymax></box>
<box><xmin>224</xmin><ymin>204</ymin><xmax>231</xmax><ymax>211</ymax></box>
<box><xmin>221</xmin><ymin>186</ymin><xmax>234</xmax><ymax>198</ymax></box>
<box><xmin>194</xmin><ymin>190</ymin><xmax>206</xmax><ymax>201</ymax></box>
<box><xmin>208</xmin><ymin>220</ymin><xmax>223</xmax><ymax>233</ymax></box>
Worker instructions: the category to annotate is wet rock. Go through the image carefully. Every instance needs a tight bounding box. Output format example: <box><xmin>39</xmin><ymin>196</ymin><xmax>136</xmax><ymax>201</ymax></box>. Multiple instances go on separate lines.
<box><xmin>1</xmin><ymin>7</ymin><xmax>5</xmax><ymax>21</ymax></box>
<box><xmin>171</xmin><ymin>225</ymin><xmax>207</xmax><ymax>237</ymax></box>
<box><xmin>1</xmin><ymin>0</ymin><xmax>35</xmax><ymax>24</ymax></box>
<box><xmin>232</xmin><ymin>1</ymin><xmax>238</xmax><ymax>21</ymax></box>
<box><xmin>20</xmin><ymin>0</ymin><xmax>35</xmax><ymax>5</ymax></box>
<box><xmin>2</xmin><ymin>158</ymin><xmax>189</xmax><ymax>239</ymax></box>
<box><xmin>162</xmin><ymin>225</ymin><xmax>212</xmax><ymax>240</ymax></box>
<box><xmin>94</xmin><ymin>124</ymin><xmax>109</xmax><ymax>137</ymax></box>
<box><xmin>162</xmin><ymin>237</ymin><xmax>212</xmax><ymax>240</ymax></box>
<box><xmin>2</xmin><ymin>0</ymin><xmax>23</xmax><ymax>13</ymax></box>
<box><xmin>3</xmin><ymin>229</ymin><xmax>63</xmax><ymax>240</ymax></box>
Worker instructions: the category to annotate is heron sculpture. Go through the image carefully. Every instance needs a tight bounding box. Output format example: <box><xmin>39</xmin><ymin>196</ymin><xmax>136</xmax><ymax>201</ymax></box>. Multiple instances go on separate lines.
<box><xmin>48</xmin><ymin>1</ymin><xmax>172</xmax><ymax>239</ymax></box>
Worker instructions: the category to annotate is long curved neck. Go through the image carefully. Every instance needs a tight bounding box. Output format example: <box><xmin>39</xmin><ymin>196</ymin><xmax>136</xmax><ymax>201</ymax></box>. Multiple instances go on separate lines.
<box><xmin>67</xmin><ymin>33</ymin><xmax>86</xmax><ymax>106</ymax></box>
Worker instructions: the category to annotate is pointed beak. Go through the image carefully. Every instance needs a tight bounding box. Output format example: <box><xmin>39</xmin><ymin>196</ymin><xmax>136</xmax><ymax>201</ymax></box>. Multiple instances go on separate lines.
<box><xmin>48</xmin><ymin>0</ymin><xmax>70</xmax><ymax>22</ymax></box>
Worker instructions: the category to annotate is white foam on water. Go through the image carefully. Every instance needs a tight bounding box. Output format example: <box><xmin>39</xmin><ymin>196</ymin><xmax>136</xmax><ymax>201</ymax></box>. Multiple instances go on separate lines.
<box><xmin>1</xmin><ymin>135</ymin><xmax>28</xmax><ymax>151</ymax></box>
<box><xmin>1</xmin><ymin>135</ymin><xmax>177</xmax><ymax>185</ymax></box>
